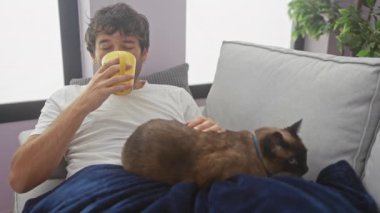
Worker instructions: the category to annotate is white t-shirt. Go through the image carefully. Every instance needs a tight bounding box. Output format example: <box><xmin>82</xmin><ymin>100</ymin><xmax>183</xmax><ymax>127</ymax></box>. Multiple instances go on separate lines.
<box><xmin>32</xmin><ymin>83</ymin><xmax>201</xmax><ymax>177</ymax></box>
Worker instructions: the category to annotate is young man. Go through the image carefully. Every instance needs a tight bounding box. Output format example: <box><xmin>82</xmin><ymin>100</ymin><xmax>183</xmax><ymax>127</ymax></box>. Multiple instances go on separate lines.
<box><xmin>9</xmin><ymin>3</ymin><xmax>223</xmax><ymax>193</ymax></box>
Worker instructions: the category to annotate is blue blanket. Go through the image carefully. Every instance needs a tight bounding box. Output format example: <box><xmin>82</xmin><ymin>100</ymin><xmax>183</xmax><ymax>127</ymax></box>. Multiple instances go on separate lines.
<box><xmin>24</xmin><ymin>160</ymin><xmax>378</xmax><ymax>213</ymax></box>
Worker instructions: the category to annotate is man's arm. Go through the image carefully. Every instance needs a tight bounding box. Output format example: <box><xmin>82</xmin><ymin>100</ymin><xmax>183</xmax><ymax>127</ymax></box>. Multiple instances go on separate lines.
<box><xmin>9</xmin><ymin>100</ymin><xmax>89</xmax><ymax>193</ymax></box>
<box><xmin>9</xmin><ymin>59</ymin><xmax>133</xmax><ymax>193</ymax></box>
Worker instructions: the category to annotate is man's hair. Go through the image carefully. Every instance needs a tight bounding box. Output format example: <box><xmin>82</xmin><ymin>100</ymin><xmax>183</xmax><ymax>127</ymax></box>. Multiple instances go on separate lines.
<box><xmin>85</xmin><ymin>3</ymin><xmax>150</xmax><ymax>55</ymax></box>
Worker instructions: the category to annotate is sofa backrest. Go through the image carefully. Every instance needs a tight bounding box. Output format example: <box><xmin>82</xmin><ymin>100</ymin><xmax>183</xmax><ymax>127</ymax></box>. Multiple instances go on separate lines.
<box><xmin>204</xmin><ymin>41</ymin><xmax>380</xmax><ymax>182</ymax></box>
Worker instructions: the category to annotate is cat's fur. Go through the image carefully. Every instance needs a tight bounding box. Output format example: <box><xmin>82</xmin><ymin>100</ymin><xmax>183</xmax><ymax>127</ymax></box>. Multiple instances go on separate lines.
<box><xmin>122</xmin><ymin>119</ymin><xmax>308</xmax><ymax>186</ymax></box>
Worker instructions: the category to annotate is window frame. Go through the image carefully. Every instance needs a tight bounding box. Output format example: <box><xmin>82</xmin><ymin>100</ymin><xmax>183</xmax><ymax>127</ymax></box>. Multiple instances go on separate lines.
<box><xmin>0</xmin><ymin>0</ymin><xmax>82</xmax><ymax>123</ymax></box>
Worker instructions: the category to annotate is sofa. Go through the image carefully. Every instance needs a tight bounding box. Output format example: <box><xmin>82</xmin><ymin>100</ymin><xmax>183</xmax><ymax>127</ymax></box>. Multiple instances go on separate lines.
<box><xmin>15</xmin><ymin>41</ymin><xmax>380</xmax><ymax>211</ymax></box>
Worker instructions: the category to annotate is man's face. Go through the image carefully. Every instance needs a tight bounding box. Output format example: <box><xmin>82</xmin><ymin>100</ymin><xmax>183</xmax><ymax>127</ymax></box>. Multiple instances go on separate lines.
<box><xmin>92</xmin><ymin>31</ymin><xmax>148</xmax><ymax>78</ymax></box>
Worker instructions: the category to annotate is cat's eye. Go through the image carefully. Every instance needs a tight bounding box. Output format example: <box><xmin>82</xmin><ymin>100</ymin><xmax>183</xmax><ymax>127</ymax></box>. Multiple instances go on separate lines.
<box><xmin>288</xmin><ymin>158</ymin><xmax>297</xmax><ymax>165</ymax></box>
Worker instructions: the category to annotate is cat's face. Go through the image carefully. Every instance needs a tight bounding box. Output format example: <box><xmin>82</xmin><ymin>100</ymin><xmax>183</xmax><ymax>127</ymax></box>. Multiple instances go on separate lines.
<box><xmin>255</xmin><ymin>120</ymin><xmax>308</xmax><ymax>176</ymax></box>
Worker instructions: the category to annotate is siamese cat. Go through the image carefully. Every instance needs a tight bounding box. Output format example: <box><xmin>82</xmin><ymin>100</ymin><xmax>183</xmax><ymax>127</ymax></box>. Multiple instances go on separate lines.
<box><xmin>122</xmin><ymin>119</ymin><xmax>308</xmax><ymax>186</ymax></box>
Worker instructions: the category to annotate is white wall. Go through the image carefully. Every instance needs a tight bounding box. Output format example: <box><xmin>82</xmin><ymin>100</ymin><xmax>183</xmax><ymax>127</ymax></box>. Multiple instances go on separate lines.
<box><xmin>186</xmin><ymin>0</ymin><xmax>293</xmax><ymax>84</ymax></box>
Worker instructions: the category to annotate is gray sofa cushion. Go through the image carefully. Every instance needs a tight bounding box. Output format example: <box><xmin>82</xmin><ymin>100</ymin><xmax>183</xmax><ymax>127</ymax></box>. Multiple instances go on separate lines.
<box><xmin>204</xmin><ymin>41</ymin><xmax>380</xmax><ymax>180</ymax></box>
<box><xmin>141</xmin><ymin>63</ymin><xmax>191</xmax><ymax>94</ymax></box>
<box><xmin>363</xmin><ymin>130</ymin><xmax>380</xmax><ymax>205</ymax></box>
<box><xmin>70</xmin><ymin>63</ymin><xmax>191</xmax><ymax>94</ymax></box>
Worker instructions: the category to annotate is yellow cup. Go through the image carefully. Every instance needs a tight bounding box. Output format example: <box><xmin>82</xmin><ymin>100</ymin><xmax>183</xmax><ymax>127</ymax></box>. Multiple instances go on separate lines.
<box><xmin>101</xmin><ymin>51</ymin><xmax>136</xmax><ymax>95</ymax></box>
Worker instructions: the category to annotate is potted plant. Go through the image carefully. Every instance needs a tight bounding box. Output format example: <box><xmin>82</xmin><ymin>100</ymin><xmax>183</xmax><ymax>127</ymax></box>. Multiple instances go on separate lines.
<box><xmin>288</xmin><ymin>0</ymin><xmax>380</xmax><ymax>57</ymax></box>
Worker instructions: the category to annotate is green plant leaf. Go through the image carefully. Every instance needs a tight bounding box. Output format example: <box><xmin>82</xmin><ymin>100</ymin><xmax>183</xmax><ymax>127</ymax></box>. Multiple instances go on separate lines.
<box><xmin>291</xmin><ymin>31</ymin><xmax>300</xmax><ymax>41</ymax></box>
<box><xmin>356</xmin><ymin>49</ymin><xmax>370</xmax><ymax>57</ymax></box>
<box><xmin>288</xmin><ymin>0</ymin><xmax>339</xmax><ymax>40</ymax></box>
<box><xmin>363</xmin><ymin>0</ymin><xmax>376</xmax><ymax>8</ymax></box>
<box><xmin>289</xmin><ymin>0</ymin><xmax>380</xmax><ymax>57</ymax></box>
<box><xmin>338</xmin><ymin>8</ymin><xmax>350</xmax><ymax>16</ymax></box>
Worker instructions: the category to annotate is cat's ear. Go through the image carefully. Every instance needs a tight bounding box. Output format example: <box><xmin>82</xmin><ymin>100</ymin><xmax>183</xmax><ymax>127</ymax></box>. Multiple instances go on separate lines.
<box><xmin>285</xmin><ymin>119</ymin><xmax>302</xmax><ymax>136</ymax></box>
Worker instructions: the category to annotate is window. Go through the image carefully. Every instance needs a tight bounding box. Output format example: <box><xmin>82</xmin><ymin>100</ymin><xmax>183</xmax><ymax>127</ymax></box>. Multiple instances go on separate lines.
<box><xmin>0</xmin><ymin>0</ymin><xmax>82</xmax><ymax>123</ymax></box>
<box><xmin>186</xmin><ymin>0</ymin><xmax>292</xmax><ymax>84</ymax></box>
<box><xmin>0</xmin><ymin>0</ymin><xmax>64</xmax><ymax>104</ymax></box>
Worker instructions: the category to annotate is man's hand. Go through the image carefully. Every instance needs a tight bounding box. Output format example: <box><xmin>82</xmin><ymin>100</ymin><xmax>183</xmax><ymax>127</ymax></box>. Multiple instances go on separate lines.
<box><xmin>186</xmin><ymin>116</ymin><xmax>225</xmax><ymax>133</ymax></box>
<box><xmin>78</xmin><ymin>58</ymin><xmax>134</xmax><ymax>113</ymax></box>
